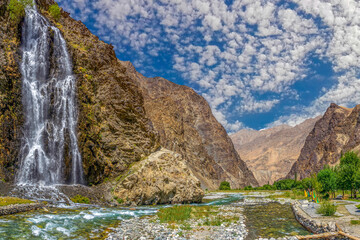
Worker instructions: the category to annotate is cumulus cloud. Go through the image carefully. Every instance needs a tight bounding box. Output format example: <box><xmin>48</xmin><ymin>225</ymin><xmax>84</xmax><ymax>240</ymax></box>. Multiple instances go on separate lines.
<box><xmin>57</xmin><ymin>0</ymin><xmax>360</xmax><ymax>132</ymax></box>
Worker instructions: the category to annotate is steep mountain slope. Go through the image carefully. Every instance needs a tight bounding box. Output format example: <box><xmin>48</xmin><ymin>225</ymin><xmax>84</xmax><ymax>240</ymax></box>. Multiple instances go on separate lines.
<box><xmin>122</xmin><ymin>62</ymin><xmax>258</xmax><ymax>189</ymax></box>
<box><xmin>231</xmin><ymin>117</ymin><xmax>319</xmax><ymax>185</ymax></box>
<box><xmin>286</xmin><ymin>103</ymin><xmax>360</xmax><ymax>180</ymax></box>
<box><xmin>0</xmin><ymin>1</ymin><xmax>23</xmax><ymax>181</ymax></box>
<box><xmin>0</xmin><ymin>0</ymin><xmax>257</xmax><ymax>190</ymax></box>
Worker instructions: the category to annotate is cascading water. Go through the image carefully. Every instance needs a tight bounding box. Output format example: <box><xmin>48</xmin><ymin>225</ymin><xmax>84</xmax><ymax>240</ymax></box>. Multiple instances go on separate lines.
<box><xmin>16</xmin><ymin>4</ymin><xmax>84</xmax><ymax>187</ymax></box>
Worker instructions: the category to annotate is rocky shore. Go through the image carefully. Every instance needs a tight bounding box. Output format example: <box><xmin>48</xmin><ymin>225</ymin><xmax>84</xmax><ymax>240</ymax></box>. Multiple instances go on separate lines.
<box><xmin>106</xmin><ymin>205</ymin><xmax>247</xmax><ymax>240</ymax></box>
<box><xmin>0</xmin><ymin>203</ymin><xmax>43</xmax><ymax>216</ymax></box>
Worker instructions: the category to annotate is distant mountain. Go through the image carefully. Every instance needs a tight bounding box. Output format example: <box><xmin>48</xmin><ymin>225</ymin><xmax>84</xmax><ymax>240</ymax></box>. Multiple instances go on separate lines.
<box><xmin>286</xmin><ymin>103</ymin><xmax>360</xmax><ymax>180</ymax></box>
<box><xmin>230</xmin><ymin>117</ymin><xmax>319</xmax><ymax>185</ymax></box>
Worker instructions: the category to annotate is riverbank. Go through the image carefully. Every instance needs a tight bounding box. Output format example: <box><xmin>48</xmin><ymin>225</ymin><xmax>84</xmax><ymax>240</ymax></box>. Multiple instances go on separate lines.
<box><xmin>0</xmin><ymin>202</ymin><xmax>43</xmax><ymax>216</ymax></box>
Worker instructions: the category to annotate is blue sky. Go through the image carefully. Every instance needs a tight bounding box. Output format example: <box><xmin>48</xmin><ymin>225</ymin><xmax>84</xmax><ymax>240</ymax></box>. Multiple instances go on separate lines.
<box><xmin>57</xmin><ymin>0</ymin><xmax>360</xmax><ymax>132</ymax></box>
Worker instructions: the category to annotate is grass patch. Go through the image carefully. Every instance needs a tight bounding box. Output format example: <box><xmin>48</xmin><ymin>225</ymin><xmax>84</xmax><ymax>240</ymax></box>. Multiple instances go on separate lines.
<box><xmin>356</xmin><ymin>204</ymin><xmax>360</xmax><ymax>209</ymax></box>
<box><xmin>71</xmin><ymin>195</ymin><xmax>90</xmax><ymax>204</ymax></box>
<box><xmin>0</xmin><ymin>197</ymin><xmax>33</xmax><ymax>206</ymax></box>
<box><xmin>350</xmin><ymin>220</ymin><xmax>360</xmax><ymax>225</ymax></box>
<box><xmin>157</xmin><ymin>205</ymin><xmax>218</xmax><ymax>224</ymax></box>
<box><xmin>317</xmin><ymin>201</ymin><xmax>337</xmax><ymax>216</ymax></box>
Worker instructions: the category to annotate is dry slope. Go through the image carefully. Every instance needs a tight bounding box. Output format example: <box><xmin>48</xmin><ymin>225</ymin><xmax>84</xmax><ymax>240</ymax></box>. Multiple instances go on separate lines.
<box><xmin>231</xmin><ymin>117</ymin><xmax>319</xmax><ymax>185</ymax></box>
<box><xmin>122</xmin><ymin>61</ymin><xmax>258</xmax><ymax>189</ymax></box>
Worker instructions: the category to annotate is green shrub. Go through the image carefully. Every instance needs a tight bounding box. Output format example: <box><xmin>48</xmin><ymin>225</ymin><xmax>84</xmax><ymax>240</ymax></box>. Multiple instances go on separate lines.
<box><xmin>350</xmin><ymin>220</ymin><xmax>360</xmax><ymax>225</ymax></box>
<box><xmin>113</xmin><ymin>196</ymin><xmax>124</xmax><ymax>204</ymax></box>
<box><xmin>274</xmin><ymin>179</ymin><xmax>296</xmax><ymax>190</ymax></box>
<box><xmin>71</xmin><ymin>194</ymin><xmax>90</xmax><ymax>204</ymax></box>
<box><xmin>219</xmin><ymin>181</ymin><xmax>231</xmax><ymax>190</ymax></box>
<box><xmin>157</xmin><ymin>205</ymin><xmax>192</xmax><ymax>223</ymax></box>
<box><xmin>317</xmin><ymin>201</ymin><xmax>337</xmax><ymax>216</ymax></box>
<box><xmin>356</xmin><ymin>204</ymin><xmax>360</xmax><ymax>209</ymax></box>
<box><xmin>49</xmin><ymin>4</ymin><xmax>61</xmax><ymax>20</ymax></box>
<box><xmin>243</xmin><ymin>185</ymin><xmax>253</xmax><ymax>190</ymax></box>
<box><xmin>7</xmin><ymin>0</ymin><xmax>33</xmax><ymax>23</ymax></box>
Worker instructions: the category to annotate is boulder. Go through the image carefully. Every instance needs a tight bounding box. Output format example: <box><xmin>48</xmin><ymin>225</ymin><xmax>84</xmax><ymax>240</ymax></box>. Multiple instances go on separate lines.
<box><xmin>113</xmin><ymin>148</ymin><xmax>204</xmax><ymax>205</ymax></box>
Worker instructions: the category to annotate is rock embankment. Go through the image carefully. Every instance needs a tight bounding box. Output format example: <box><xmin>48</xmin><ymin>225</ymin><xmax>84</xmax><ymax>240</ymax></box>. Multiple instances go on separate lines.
<box><xmin>113</xmin><ymin>148</ymin><xmax>204</xmax><ymax>205</ymax></box>
<box><xmin>0</xmin><ymin>203</ymin><xmax>43</xmax><ymax>216</ymax></box>
<box><xmin>292</xmin><ymin>201</ymin><xmax>337</xmax><ymax>233</ymax></box>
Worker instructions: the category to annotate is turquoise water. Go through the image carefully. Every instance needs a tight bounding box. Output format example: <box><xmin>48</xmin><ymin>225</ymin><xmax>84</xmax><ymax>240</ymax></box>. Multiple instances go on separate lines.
<box><xmin>0</xmin><ymin>194</ymin><xmax>309</xmax><ymax>239</ymax></box>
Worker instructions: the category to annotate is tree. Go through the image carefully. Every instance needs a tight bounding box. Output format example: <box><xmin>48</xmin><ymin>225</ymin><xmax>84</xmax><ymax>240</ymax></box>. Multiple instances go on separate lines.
<box><xmin>7</xmin><ymin>0</ymin><xmax>33</xmax><ymax>23</ymax></box>
<box><xmin>339</xmin><ymin>151</ymin><xmax>360</xmax><ymax>198</ymax></box>
<box><xmin>219</xmin><ymin>181</ymin><xmax>231</xmax><ymax>190</ymax></box>
<box><xmin>317</xmin><ymin>166</ymin><xmax>337</xmax><ymax>199</ymax></box>
<box><xmin>49</xmin><ymin>4</ymin><xmax>61</xmax><ymax>20</ymax></box>
<box><xmin>274</xmin><ymin>179</ymin><xmax>295</xmax><ymax>190</ymax></box>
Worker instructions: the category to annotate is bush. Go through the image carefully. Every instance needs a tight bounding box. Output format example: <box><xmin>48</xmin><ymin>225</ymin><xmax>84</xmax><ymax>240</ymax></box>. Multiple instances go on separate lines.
<box><xmin>49</xmin><ymin>4</ymin><xmax>61</xmax><ymax>20</ymax></box>
<box><xmin>317</xmin><ymin>201</ymin><xmax>337</xmax><ymax>216</ymax></box>
<box><xmin>219</xmin><ymin>181</ymin><xmax>231</xmax><ymax>190</ymax></box>
<box><xmin>7</xmin><ymin>0</ymin><xmax>33</xmax><ymax>23</ymax></box>
<box><xmin>274</xmin><ymin>179</ymin><xmax>296</xmax><ymax>190</ymax></box>
<box><xmin>71</xmin><ymin>194</ymin><xmax>90</xmax><ymax>204</ymax></box>
<box><xmin>243</xmin><ymin>185</ymin><xmax>253</xmax><ymax>190</ymax></box>
<box><xmin>356</xmin><ymin>204</ymin><xmax>360</xmax><ymax>209</ymax></box>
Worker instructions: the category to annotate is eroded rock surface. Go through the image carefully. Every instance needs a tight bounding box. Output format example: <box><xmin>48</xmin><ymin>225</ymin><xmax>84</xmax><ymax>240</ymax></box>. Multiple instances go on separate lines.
<box><xmin>231</xmin><ymin>117</ymin><xmax>319</xmax><ymax>185</ymax></box>
<box><xmin>113</xmin><ymin>148</ymin><xmax>204</xmax><ymax>205</ymax></box>
<box><xmin>287</xmin><ymin>103</ymin><xmax>360</xmax><ymax>179</ymax></box>
<box><xmin>122</xmin><ymin>61</ymin><xmax>258</xmax><ymax>190</ymax></box>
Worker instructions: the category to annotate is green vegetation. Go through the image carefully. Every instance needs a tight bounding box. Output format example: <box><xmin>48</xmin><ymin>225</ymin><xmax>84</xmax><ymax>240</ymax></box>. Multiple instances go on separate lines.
<box><xmin>49</xmin><ymin>4</ymin><xmax>61</xmax><ymax>20</ymax></box>
<box><xmin>316</xmin><ymin>201</ymin><xmax>337</xmax><ymax>216</ymax></box>
<box><xmin>350</xmin><ymin>220</ymin><xmax>360</xmax><ymax>225</ymax></box>
<box><xmin>0</xmin><ymin>197</ymin><xmax>33</xmax><ymax>206</ymax></box>
<box><xmin>113</xmin><ymin>196</ymin><xmax>124</xmax><ymax>204</ymax></box>
<box><xmin>7</xmin><ymin>0</ymin><xmax>33</xmax><ymax>23</ymax></box>
<box><xmin>157</xmin><ymin>205</ymin><xmax>192</xmax><ymax>223</ymax></box>
<box><xmin>240</xmin><ymin>151</ymin><xmax>360</xmax><ymax>202</ymax></box>
<box><xmin>71</xmin><ymin>195</ymin><xmax>90</xmax><ymax>204</ymax></box>
<box><xmin>219</xmin><ymin>181</ymin><xmax>230</xmax><ymax>190</ymax></box>
<box><xmin>356</xmin><ymin>204</ymin><xmax>360</xmax><ymax>209</ymax></box>
<box><xmin>157</xmin><ymin>205</ymin><xmax>218</xmax><ymax>223</ymax></box>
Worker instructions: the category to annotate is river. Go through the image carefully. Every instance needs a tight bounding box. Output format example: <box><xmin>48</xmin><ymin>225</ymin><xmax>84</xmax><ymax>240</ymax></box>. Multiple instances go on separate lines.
<box><xmin>0</xmin><ymin>193</ymin><xmax>309</xmax><ymax>239</ymax></box>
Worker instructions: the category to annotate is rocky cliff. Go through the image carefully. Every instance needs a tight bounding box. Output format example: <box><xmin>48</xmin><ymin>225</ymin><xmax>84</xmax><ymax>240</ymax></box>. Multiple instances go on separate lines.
<box><xmin>230</xmin><ymin>117</ymin><xmax>319</xmax><ymax>185</ymax></box>
<box><xmin>0</xmin><ymin>0</ymin><xmax>257</xmax><ymax>193</ymax></box>
<box><xmin>0</xmin><ymin>0</ymin><xmax>23</xmax><ymax>181</ymax></box>
<box><xmin>286</xmin><ymin>103</ymin><xmax>360</xmax><ymax>180</ymax></box>
<box><xmin>122</xmin><ymin>62</ymin><xmax>258</xmax><ymax>189</ymax></box>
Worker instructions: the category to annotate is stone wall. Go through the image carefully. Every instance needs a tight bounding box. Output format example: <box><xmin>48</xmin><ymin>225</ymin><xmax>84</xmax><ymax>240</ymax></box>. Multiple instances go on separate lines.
<box><xmin>0</xmin><ymin>203</ymin><xmax>43</xmax><ymax>216</ymax></box>
<box><xmin>291</xmin><ymin>202</ymin><xmax>337</xmax><ymax>233</ymax></box>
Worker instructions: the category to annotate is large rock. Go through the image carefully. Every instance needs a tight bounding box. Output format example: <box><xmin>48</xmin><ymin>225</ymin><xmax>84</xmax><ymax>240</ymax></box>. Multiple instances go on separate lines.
<box><xmin>230</xmin><ymin>117</ymin><xmax>319</xmax><ymax>185</ymax></box>
<box><xmin>286</xmin><ymin>103</ymin><xmax>360</xmax><ymax>180</ymax></box>
<box><xmin>113</xmin><ymin>148</ymin><xmax>204</xmax><ymax>205</ymax></box>
<box><xmin>122</xmin><ymin>61</ymin><xmax>258</xmax><ymax>189</ymax></box>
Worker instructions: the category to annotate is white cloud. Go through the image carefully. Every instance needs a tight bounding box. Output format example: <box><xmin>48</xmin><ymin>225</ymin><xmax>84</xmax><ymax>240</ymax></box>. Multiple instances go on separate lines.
<box><xmin>58</xmin><ymin>0</ymin><xmax>360</xmax><ymax>132</ymax></box>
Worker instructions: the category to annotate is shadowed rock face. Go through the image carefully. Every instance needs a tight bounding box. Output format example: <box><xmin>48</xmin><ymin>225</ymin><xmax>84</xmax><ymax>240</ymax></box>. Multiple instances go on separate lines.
<box><xmin>0</xmin><ymin>0</ymin><xmax>23</xmax><ymax>181</ymax></box>
<box><xmin>286</xmin><ymin>103</ymin><xmax>360</xmax><ymax>180</ymax></box>
<box><xmin>230</xmin><ymin>117</ymin><xmax>319</xmax><ymax>185</ymax></box>
<box><xmin>122</xmin><ymin>62</ymin><xmax>258</xmax><ymax>189</ymax></box>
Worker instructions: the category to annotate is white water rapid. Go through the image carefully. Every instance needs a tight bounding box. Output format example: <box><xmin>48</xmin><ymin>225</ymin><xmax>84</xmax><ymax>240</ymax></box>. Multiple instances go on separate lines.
<box><xmin>16</xmin><ymin>5</ymin><xmax>84</xmax><ymax>186</ymax></box>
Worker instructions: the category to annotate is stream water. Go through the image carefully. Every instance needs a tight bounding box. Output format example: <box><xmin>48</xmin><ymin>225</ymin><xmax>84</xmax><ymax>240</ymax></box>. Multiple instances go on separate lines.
<box><xmin>0</xmin><ymin>194</ymin><xmax>309</xmax><ymax>239</ymax></box>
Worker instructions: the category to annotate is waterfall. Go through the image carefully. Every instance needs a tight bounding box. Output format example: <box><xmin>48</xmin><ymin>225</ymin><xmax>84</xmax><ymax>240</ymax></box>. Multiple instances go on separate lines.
<box><xmin>17</xmin><ymin>5</ymin><xmax>84</xmax><ymax>186</ymax></box>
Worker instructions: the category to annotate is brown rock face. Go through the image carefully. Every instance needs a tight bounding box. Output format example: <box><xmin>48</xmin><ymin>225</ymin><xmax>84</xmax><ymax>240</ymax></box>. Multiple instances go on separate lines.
<box><xmin>230</xmin><ymin>117</ymin><xmax>319</xmax><ymax>185</ymax></box>
<box><xmin>113</xmin><ymin>148</ymin><xmax>204</xmax><ymax>205</ymax></box>
<box><xmin>0</xmin><ymin>0</ymin><xmax>23</xmax><ymax>181</ymax></box>
<box><xmin>286</xmin><ymin>103</ymin><xmax>360</xmax><ymax>180</ymax></box>
<box><xmin>122</xmin><ymin>62</ymin><xmax>258</xmax><ymax>189</ymax></box>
